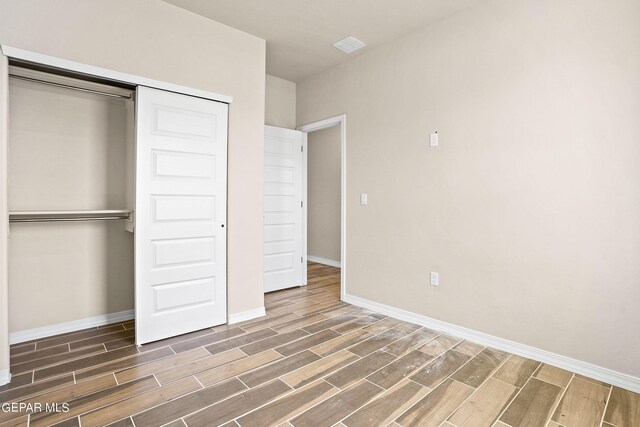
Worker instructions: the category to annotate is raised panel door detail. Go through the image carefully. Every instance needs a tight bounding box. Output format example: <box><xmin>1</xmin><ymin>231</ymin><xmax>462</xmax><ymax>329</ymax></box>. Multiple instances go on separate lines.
<box><xmin>265</xmin><ymin>138</ymin><xmax>295</xmax><ymax>156</ymax></box>
<box><xmin>264</xmin><ymin>195</ymin><xmax>295</xmax><ymax>213</ymax></box>
<box><xmin>152</xmin><ymin>150</ymin><xmax>216</xmax><ymax>180</ymax></box>
<box><xmin>265</xmin><ymin>252</ymin><xmax>295</xmax><ymax>273</ymax></box>
<box><xmin>152</xmin><ymin>237</ymin><xmax>215</xmax><ymax>268</ymax></box>
<box><xmin>154</xmin><ymin>277</ymin><xmax>216</xmax><ymax>312</ymax></box>
<box><xmin>153</xmin><ymin>106</ymin><xmax>216</xmax><ymax>140</ymax></box>
<box><xmin>152</xmin><ymin>196</ymin><xmax>215</xmax><ymax>222</ymax></box>
<box><xmin>264</xmin><ymin>224</ymin><xmax>294</xmax><ymax>243</ymax></box>
<box><xmin>265</xmin><ymin>165</ymin><xmax>294</xmax><ymax>184</ymax></box>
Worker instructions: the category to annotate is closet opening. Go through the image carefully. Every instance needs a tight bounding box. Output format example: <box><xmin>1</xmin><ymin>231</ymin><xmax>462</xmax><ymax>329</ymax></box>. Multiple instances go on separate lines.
<box><xmin>2</xmin><ymin>46</ymin><xmax>230</xmax><ymax>357</ymax></box>
<box><xmin>7</xmin><ymin>63</ymin><xmax>137</xmax><ymax>344</ymax></box>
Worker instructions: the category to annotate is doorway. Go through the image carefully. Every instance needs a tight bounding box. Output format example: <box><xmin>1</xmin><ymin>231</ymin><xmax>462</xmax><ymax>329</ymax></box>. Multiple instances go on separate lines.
<box><xmin>300</xmin><ymin>115</ymin><xmax>346</xmax><ymax>299</ymax></box>
<box><xmin>263</xmin><ymin>115</ymin><xmax>347</xmax><ymax>299</ymax></box>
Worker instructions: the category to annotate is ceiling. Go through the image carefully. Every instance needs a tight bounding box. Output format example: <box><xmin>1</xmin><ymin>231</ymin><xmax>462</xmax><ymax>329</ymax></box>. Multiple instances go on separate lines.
<box><xmin>163</xmin><ymin>0</ymin><xmax>486</xmax><ymax>82</ymax></box>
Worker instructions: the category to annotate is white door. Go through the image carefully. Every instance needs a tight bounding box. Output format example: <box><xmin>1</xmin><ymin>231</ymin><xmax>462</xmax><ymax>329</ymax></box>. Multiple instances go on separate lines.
<box><xmin>135</xmin><ymin>86</ymin><xmax>228</xmax><ymax>345</ymax></box>
<box><xmin>264</xmin><ymin>126</ymin><xmax>305</xmax><ymax>292</ymax></box>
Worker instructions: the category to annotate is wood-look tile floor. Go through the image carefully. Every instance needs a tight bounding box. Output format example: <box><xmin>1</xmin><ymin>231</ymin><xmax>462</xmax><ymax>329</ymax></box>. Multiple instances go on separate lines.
<box><xmin>2</xmin><ymin>262</ymin><xmax>639</xmax><ymax>427</ymax></box>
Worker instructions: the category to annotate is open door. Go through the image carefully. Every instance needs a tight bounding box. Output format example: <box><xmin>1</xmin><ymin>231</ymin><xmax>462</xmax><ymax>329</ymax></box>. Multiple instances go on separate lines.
<box><xmin>135</xmin><ymin>86</ymin><xmax>227</xmax><ymax>345</ymax></box>
<box><xmin>264</xmin><ymin>126</ymin><xmax>305</xmax><ymax>292</ymax></box>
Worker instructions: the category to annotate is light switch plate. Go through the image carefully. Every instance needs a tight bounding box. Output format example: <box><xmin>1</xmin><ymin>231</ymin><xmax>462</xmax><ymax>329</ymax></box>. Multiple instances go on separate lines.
<box><xmin>360</xmin><ymin>193</ymin><xmax>368</xmax><ymax>206</ymax></box>
<box><xmin>430</xmin><ymin>132</ymin><xmax>439</xmax><ymax>147</ymax></box>
<box><xmin>430</xmin><ymin>272</ymin><xmax>439</xmax><ymax>286</ymax></box>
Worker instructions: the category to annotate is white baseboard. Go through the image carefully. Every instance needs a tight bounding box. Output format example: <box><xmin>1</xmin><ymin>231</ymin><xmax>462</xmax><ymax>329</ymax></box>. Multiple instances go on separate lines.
<box><xmin>9</xmin><ymin>309</ymin><xmax>134</xmax><ymax>345</ymax></box>
<box><xmin>343</xmin><ymin>293</ymin><xmax>640</xmax><ymax>394</ymax></box>
<box><xmin>308</xmin><ymin>256</ymin><xmax>341</xmax><ymax>268</ymax></box>
<box><xmin>0</xmin><ymin>369</ymin><xmax>10</xmax><ymax>386</ymax></box>
<box><xmin>228</xmin><ymin>306</ymin><xmax>266</xmax><ymax>325</ymax></box>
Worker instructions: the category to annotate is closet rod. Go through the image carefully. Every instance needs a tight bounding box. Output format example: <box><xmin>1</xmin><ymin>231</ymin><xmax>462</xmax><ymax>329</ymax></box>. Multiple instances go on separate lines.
<box><xmin>9</xmin><ymin>210</ymin><xmax>133</xmax><ymax>223</ymax></box>
<box><xmin>11</xmin><ymin>217</ymin><xmax>128</xmax><ymax>223</ymax></box>
<box><xmin>8</xmin><ymin>74</ymin><xmax>133</xmax><ymax>100</ymax></box>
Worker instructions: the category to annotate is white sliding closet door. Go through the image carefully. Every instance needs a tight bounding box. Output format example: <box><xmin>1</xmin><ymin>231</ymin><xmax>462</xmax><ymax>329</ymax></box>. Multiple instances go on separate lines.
<box><xmin>135</xmin><ymin>86</ymin><xmax>227</xmax><ymax>345</ymax></box>
<box><xmin>264</xmin><ymin>126</ymin><xmax>305</xmax><ymax>292</ymax></box>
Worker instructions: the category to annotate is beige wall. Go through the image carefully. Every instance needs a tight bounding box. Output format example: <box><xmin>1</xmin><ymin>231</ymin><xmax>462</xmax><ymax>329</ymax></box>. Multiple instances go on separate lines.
<box><xmin>0</xmin><ymin>0</ymin><xmax>266</xmax><ymax>378</ymax></box>
<box><xmin>297</xmin><ymin>0</ymin><xmax>640</xmax><ymax>377</ymax></box>
<box><xmin>308</xmin><ymin>125</ymin><xmax>341</xmax><ymax>262</ymax></box>
<box><xmin>265</xmin><ymin>74</ymin><xmax>296</xmax><ymax>128</ymax></box>
<box><xmin>8</xmin><ymin>74</ymin><xmax>134</xmax><ymax>332</ymax></box>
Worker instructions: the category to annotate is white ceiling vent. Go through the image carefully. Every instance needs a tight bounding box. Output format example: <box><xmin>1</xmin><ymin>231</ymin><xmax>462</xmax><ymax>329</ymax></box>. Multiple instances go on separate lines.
<box><xmin>332</xmin><ymin>36</ymin><xmax>366</xmax><ymax>54</ymax></box>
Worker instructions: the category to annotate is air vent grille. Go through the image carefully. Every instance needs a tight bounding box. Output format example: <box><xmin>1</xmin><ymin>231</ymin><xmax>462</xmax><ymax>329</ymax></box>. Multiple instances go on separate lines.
<box><xmin>332</xmin><ymin>36</ymin><xmax>366</xmax><ymax>53</ymax></box>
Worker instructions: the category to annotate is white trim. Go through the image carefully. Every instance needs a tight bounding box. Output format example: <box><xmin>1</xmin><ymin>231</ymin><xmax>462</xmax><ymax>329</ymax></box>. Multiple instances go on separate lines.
<box><xmin>9</xmin><ymin>310</ymin><xmax>134</xmax><ymax>345</ymax></box>
<box><xmin>298</xmin><ymin>115</ymin><xmax>344</xmax><ymax>133</ymax></box>
<box><xmin>228</xmin><ymin>307</ymin><xmax>266</xmax><ymax>325</ymax></box>
<box><xmin>307</xmin><ymin>255</ymin><xmax>341</xmax><ymax>268</ymax></box>
<box><xmin>298</xmin><ymin>114</ymin><xmax>347</xmax><ymax>300</ymax></box>
<box><xmin>302</xmin><ymin>133</ymin><xmax>308</xmax><ymax>285</ymax></box>
<box><xmin>343</xmin><ymin>292</ymin><xmax>640</xmax><ymax>394</ymax></box>
<box><xmin>0</xmin><ymin>369</ymin><xmax>10</xmax><ymax>386</ymax></box>
<box><xmin>0</xmin><ymin>45</ymin><xmax>233</xmax><ymax>104</ymax></box>
<box><xmin>0</xmin><ymin>52</ymin><xmax>9</xmax><ymax>389</ymax></box>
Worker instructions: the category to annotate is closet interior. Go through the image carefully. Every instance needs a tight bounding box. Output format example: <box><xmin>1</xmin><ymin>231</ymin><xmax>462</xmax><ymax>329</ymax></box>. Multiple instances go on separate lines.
<box><xmin>7</xmin><ymin>63</ymin><xmax>136</xmax><ymax>340</ymax></box>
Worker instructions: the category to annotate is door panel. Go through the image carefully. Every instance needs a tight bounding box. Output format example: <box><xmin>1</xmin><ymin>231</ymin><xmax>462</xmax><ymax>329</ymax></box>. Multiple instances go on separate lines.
<box><xmin>136</xmin><ymin>86</ymin><xmax>227</xmax><ymax>345</ymax></box>
<box><xmin>264</xmin><ymin>126</ymin><xmax>304</xmax><ymax>292</ymax></box>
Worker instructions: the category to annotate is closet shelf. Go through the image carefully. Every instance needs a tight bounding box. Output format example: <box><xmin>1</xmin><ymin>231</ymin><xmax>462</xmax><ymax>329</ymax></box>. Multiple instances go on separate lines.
<box><xmin>9</xmin><ymin>74</ymin><xmax>133</xmax><ymax>100</ymax></box>
<box><xmin>9</xmin><ymin>210</ymin><xmax>133</xmax><ymax>223</ymax></box>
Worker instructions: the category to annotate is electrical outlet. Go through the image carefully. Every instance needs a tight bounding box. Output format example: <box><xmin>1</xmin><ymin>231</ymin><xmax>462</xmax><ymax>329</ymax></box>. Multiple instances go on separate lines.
<box><xmin>430</xmin><ymin>272</ymin><xmax>439</xmax><ymax>286</ymax></box>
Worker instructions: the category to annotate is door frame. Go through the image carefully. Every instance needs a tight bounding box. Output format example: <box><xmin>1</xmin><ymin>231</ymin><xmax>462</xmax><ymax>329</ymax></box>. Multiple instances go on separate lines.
<box><xmin>297</xmin><ymin>114</ymin><xmax>347</xmax><ymax>300</ymax></box>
